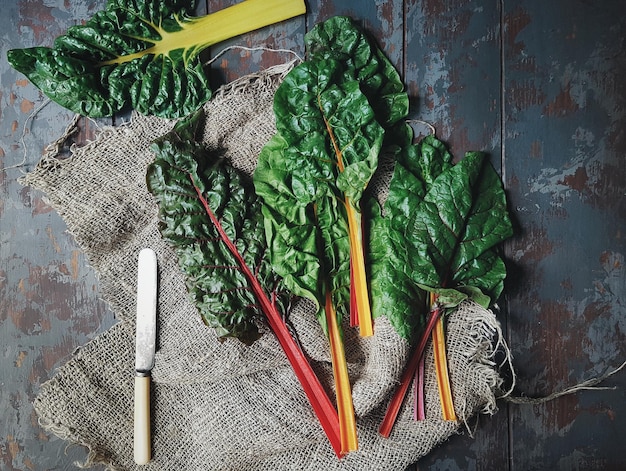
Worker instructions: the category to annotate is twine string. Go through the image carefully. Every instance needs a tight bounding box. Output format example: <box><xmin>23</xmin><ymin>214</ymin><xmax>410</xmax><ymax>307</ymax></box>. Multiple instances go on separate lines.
<box><xmin>503</xmin><ymin>359</ymin><xmax>626</xmax><ymax>405</ymax></box>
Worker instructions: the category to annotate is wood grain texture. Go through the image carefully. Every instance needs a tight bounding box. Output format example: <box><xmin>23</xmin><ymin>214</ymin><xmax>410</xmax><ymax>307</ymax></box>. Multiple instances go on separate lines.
<box><xmin>503</xmin><ymin>1</ymin><xmax>626</xmax><ymax>469</ymax></box>
<box><xmin>1</xmin><ymin>1</ymin><xmax>624</xmax><ymax>470</ymax></box>
<box><xmin>1</xmin><ymin>2</ymin><xmax>113</xmax><ymax>469</ymax></box>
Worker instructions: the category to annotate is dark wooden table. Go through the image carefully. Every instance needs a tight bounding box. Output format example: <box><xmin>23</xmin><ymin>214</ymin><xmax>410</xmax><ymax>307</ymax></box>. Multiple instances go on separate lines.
<box><xmin>2</xmin><ymin>1</ymin><xmax>625</xmax><ymax>470</ymax></box>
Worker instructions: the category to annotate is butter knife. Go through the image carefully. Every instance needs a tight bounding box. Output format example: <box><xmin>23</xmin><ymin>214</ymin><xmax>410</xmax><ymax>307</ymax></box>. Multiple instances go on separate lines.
<box><xmin>134</xmin><ymin>248</ymin><xmax>158</xmax><ymax>465</ymax></box>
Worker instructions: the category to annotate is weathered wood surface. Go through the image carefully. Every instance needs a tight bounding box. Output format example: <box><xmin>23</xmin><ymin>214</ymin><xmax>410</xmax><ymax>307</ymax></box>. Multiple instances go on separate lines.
<box><xmin>1</xmin><ymin>1</ymin><xmax>624</xmax><ymax>469</ymax></box>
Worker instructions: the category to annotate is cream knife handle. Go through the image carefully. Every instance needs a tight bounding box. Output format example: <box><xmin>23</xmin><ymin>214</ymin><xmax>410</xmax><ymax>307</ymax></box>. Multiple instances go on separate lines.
<box><xmin>134</xmin><ymin>374</ymin><xmax>151</xmax><ymax>465</ymax></box>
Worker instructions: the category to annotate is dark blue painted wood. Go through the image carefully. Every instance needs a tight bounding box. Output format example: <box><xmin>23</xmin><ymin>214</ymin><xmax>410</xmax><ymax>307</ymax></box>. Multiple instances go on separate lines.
<box><xmin>503</xmin><ymin>1</ymin><xmax>626</xmax><ymax>469</ymax></box>
<box><xmin>0</xmin><ymin>1</ymin><xmax>112</xmax><ymax>469</ymax></box>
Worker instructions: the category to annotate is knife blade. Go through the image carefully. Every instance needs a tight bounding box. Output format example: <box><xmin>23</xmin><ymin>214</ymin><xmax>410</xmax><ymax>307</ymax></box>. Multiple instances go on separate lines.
<box><xmin>134</xmin><ymin>247</ymin><xmax>158</xmax><ymax>465</ymax></box>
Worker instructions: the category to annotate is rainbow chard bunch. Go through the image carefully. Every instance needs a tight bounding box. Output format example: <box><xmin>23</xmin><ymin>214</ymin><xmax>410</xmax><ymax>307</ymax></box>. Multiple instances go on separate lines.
<box><xmin>373</xmin><ymin>126</ymin><xmax>513</xmax><ymax>435</ymax></box>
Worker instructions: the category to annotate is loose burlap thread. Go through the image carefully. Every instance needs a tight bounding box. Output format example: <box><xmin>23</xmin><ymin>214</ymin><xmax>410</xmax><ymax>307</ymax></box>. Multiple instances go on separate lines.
<box><xmin>22</xmin><ymin>64</ymin><xmax>505</xmax><ymax>470</ymax></box>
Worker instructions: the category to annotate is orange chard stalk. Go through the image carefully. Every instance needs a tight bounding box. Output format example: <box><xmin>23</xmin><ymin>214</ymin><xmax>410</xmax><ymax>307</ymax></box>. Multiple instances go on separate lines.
<box><xmin>346</xmin><ymin>203</ymin><xmax>373</xmax><ymax>336</ymax></box>
<box><xmin>325</xmin><ymin>289</ymin><xmax>359</xmax><ymax>453</ymax></box>
<box><xmin>349</xmin><ymin>257</ymin><xmax>359</xmax><ymax>328</ymax></box>
<box><xmin>323</xmin><ymin>110</ymin><xmax>374</xmax><ymax>338</ymax></box>
<box><xmin>431</xmin><ymin>293</ymin><xmax>456</xmax><ymax>421</ymax></box>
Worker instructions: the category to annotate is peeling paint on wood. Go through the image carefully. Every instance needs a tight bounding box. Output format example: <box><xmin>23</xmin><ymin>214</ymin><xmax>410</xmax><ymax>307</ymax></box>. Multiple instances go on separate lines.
<box><xmin>2</xmin><ymin>1</ymin><xmax>625</xmax><ymax>470</ymax></box>
<box><xmin>2</xmin><ymin>1</ymin><xmax>114</xmax><ymax>470</ymax></box>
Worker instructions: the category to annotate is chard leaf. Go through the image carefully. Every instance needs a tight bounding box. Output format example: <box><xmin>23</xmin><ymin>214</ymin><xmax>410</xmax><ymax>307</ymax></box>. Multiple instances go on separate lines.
<box><xmin>8</xmin><ymin>0</ymin><xmax>206</xmax><ymax>118</ymax></box>
<box><xmin>403</xmin><ymin>150</ymin><xmax>513</xmax><ymax>302</ymax></box>
<box><xmin>146</xmin><ymin>111</ymin><xmax>288</xmax><ymax>344</ymax></box>
<box><xmin>272</xmin><ymin>57</ymin><xmax>385</xmax><ymax>204</ymax></box>
<box><xmin>384</xmin><ymin>131</ymin><xmax>454</xmax><ymax>224</ymax></box>
<box><xmin>397</xmin><ymin>133</ymin><xmax>454</xmax><ymax>192</ymax></box>
<box><xmin>255</xmin><ymin>134</ymin><xmax>351</xmax><ymax>331</ymax></box>
<box><xmin>7</xmin><ymin>0</ymin><xmax>306</xmax><ymax>118</ymax></box>
<box><xmin>368</xmin><ymin>199</ymin><xmax>426</xmax><ymax>341</ymax></box>
<box><xmin>368</xmin><ymin>130</ymin><xmax>452</xmax><ymax>341</ymax></box>
<box><xmin>370</xmin><ymin>132</ymin><xmax>511</xmax><ymax>340</ymax></box>
<box><xmin>304</xmin><ymin>16</ymin><xmax>408</xmax><ymax>130</ymax></box>
<box><xmin>147</xmin><ymin>110</ymin><xmax>345</xmax><ymax>456</ymax></box>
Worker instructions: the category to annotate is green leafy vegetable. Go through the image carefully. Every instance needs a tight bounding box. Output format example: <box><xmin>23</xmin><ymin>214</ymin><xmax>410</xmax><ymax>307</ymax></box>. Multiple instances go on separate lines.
<box><xmin>304</xmin><ymin>16</ymin><xmax>408</xmax><ymax>131</ymax></box>
<box><xmin>371</xmin><ymin>131</ymin><xmax>509</xmax><ymax>334</ymax></box>
<box><xmin>255</xmin><ymin>15</ymin><xmax>408</xmax><ymax>336</ymax></box>
<box><xmin>146</xmin><ymin>110</ymin><xmax>343</xmax><ymax>457</ymax></box>
<box><xmin>147</xmin><ymin>110</ymin><xmax>287</xmax><ymax>344</ymax></box>
<box><xmin>7</xmin><ymin>0</ymin><xmax>306</xmax><ymax>118</ymax></box>
<box><xmin>376</xmin><ymin>131</ymin><xmax>513</xmax><ymax>436</ymax></box>
<box><xmin>254</xmin><ymin>16</ymin><xmax>409</xmax><ymax>451</ymax></box>
<box><xmin>368</xmin><ymin>130</ymin><xmax>452</xmax><ymax>340</ymax></box>
<box><xmin>255</xmin><ymin>58</ymin><xmax>381</xmax><ymax>328</ymax></box>
<box><xmin>301</xmin><ymin>17</ymin><xmax>409</xmax><ymax>333</ymax></box>
<box><xmin>404</xmin><ymin>150</ymin><xmax>512</xmax><ymax>301</ymax></box>
<box><xmin>255</xmin><ymin>123</ymin><xmax>360</xmax><ymax>453</ymax></box>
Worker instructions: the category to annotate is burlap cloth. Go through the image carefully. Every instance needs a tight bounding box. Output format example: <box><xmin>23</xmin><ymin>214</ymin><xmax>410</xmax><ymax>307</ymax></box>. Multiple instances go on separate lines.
<box><xmin>22</xmin><ymin>64</ymin><xmax>506</xmax><ymax>470</ymax></box>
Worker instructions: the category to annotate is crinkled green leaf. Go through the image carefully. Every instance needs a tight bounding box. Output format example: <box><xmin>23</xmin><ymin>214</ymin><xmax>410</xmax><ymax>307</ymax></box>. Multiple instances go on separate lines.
<box><xmin>368</xmin><ymin>198</ymin><xmax>426</xmax><ymax>341</ymax></box>
<box><xmin>146</xmin><ymin>111</ymin><xmax>288</xmax><ymax>344</ymax></box>
<box><xmin>7</xmin><ymin>0</ymin><xmax>209</xmax><ymax>118</ymax></box>
<box><xmin>398</xmin><ymin>132</ymin><xmax>454</xmax><ymax>192</ymax></box>
<box><xmin>7</xmin><ymin>0</ymin><xmax>306</xmax><ymax>118</ymax></box>
<box><xmin>304</xmin><ymin>16</ymin><xmax>408</xmax><ymax>130</ymax></box>
<box><xmin>254</xmin><ymin>16</ymin><xmax>412</xmax><ymax>335</ymax></box>
<box><xmin>255</xmin><ymin>134</ymin><xmax>351</xmax><ymax>332</ymax></box>
<box><xmin>404</xmin><ymin>151</ymin><xmax>512</xmax><ymax>299</ymax></box>
<box><xmin>368</xmin><ymin>130</ymin><xmax>452</xmax><ymax>340</ymax></box>
<box><xmin>384</xmin><ymin>131</ymin><xmax>454</xmax><ymax>223</ymax></box>
<box><xmin>272</xmin><ymin>57</ymin><xmax>385</xmax><ymax>204</ymax></box>
<box><xmin>370</xmin><ymin>131</ymin><xmax>512</xmax><ymax>340</ymax></box>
